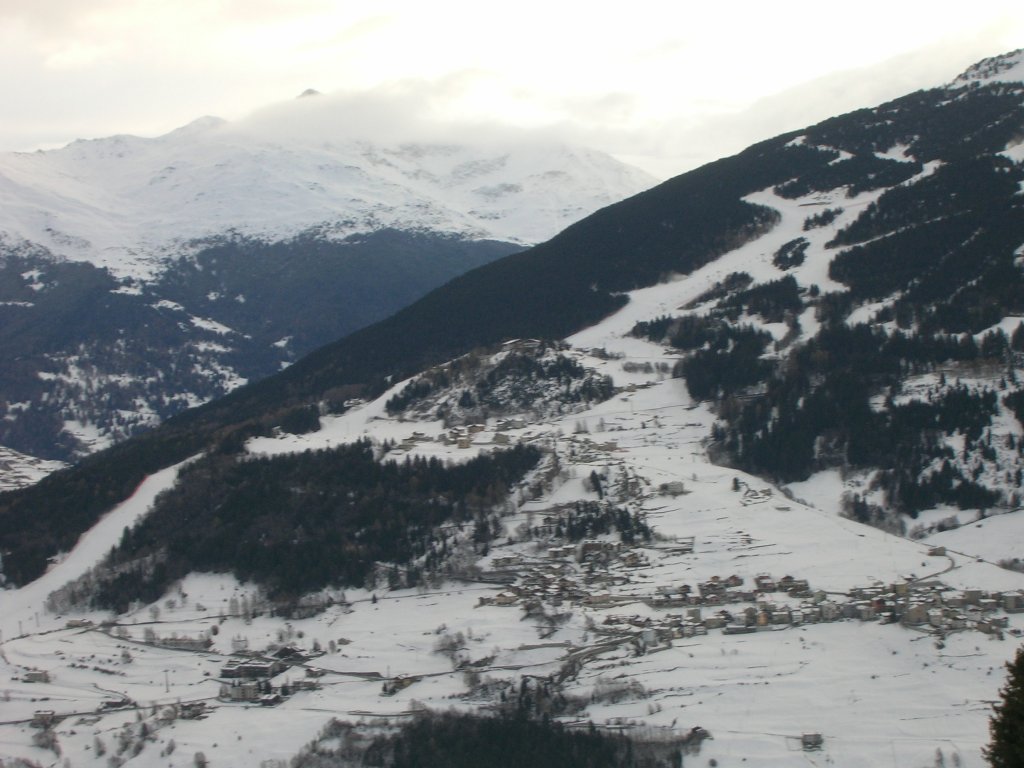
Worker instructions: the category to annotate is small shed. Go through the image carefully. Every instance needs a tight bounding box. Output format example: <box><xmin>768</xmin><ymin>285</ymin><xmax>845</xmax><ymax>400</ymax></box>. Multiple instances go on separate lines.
<box><xmin>801</xmin><ymin>733</ymin><xmax>824</xmax><ymax>751</ymax></box>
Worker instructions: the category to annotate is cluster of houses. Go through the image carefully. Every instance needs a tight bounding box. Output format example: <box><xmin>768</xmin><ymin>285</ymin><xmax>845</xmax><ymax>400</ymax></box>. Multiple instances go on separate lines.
<box><xmin>218</xmin><ymin>649</ymin><xmax>322</xmax><ymax>705</ymax></box>
<box><xmin>146</xmin><ymin>634</ymin><xmax>213</xmax><ymax>652</ymax></box>
<box><xmin>641</xmin><ymin>575</ymin><xmax>1024</xmax><ymax>641</ymax></box>
<box><xmin>481</xmin><ymin>544</ymin><xmax>655</xmax><ymax>608</ymax></box>
<box><xmin>393</xmin><ymin>418</ymin><xmax>532</xmax><ymax>453</ymax></box>
<box><xmin>479</xmin><ymin>542</ymin><xmax>1024</xmax><ymax>645</ymax></box>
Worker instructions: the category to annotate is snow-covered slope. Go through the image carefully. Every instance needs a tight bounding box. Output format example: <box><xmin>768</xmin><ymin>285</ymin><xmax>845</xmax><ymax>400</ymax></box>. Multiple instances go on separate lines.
<box><xmin>2</xmin><ymin>303</ymin><xmax>1023</xmax><ymax>767</ymax></box>
<box><xmin>953</xmin><ymin>47</ymin><xmax>1024</xmax><ymax>86</ymax></box>
<box><xmin>0</xmin><ymin>113</ymin><xmax>655</xmax><ymax>279</ymax></box>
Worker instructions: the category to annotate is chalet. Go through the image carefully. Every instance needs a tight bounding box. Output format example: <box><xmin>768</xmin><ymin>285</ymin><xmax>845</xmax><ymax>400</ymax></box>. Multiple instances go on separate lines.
<box><xmin>680</xmin><ymin>621</ymin><xmax>708</xmax><ymax>638</ymax></box>
<box><xmin>179</xmin><ymin>702</ymin><xmax>206</xmax><ymax>720</ymax></box>
<box><xmin>381</xmin><ymin>675</ymin><xmax>419</xmax><ymax>696</ymax></box>
<box><xmin>221</xmin><ymin>657</ymin><xmax>286</xmax><ymax>679</ymax></box>
<box><xmin>583</xmin><ymin>593</ymin><xmax>620</xmax><ymax>609</ymax></box>
<box><xmin>220</xmin><ymin>680</ymin><xmax>261</xmax><ymax>702</ymax></box>
<box><xmin>580</xmin><ymin>540</ymin><xmax>620</xmax><ymax>561</ymax></box>
<box><xmin>31</xmin><ymin>711</ymin><xmax>56</xmax><ymax>729</ymax></box>
<box><xmin>978</xmin><ymin>616</ymin><xmax>1009</xmax><ymax>635</ymax></box>
<box><xmin>704</xmin><ymin>614</ymin><xmax>729</xmax><ymax>630</ymax></box>
<box><xmin>785</xmin><ymin>579</ymin><xmax>811</xmax><ymax>596</ymax></box>
<box><xmin>271</xmin><ymin>645</ymin><xmax>304</xmax><ymax>661</ymax></box>
<box><xmin>979</xmin><ymin>598</ymin><xmax>999</xmax><ymax>613</ymax></box>
<box><xmin>490</xmin><ymin>591</ymin><xmax>520</xmax><ymax>607</ymax></box>
<box><xmin>658</xmin><ymin>481</ymin><xmax>687</xmax><ymax>496</ymax></box>
<box><xmin>770</xmin><ymin>607</ymin><xmax>792</xmax><ymax>625</ymax></box>
<box><xmin>801</xmin><ymin>733</ymin><xmax>824</xmax><ymax>751</ymax></box>
<box><xmin>723</xmin><ymin>624</ymin><xmax>756</xmax><ymax>635</ymax></box>
<box><xmin>819</xmin><ymin>602</ymin><xmax>843</xmax><ymax>622</ymax></box>
<box><xmin>1003</xmin><ymin>591</ymin><xmax>1024</xmax><ymax>613</ymax></box>
<box><xmin>496</xmin><ymin>418</ymin><xmax>527</xmax><ymax>431</ymax></box>
<box><xmin>800</xmin><ymin>604</ymin><xmax>822</xmax><ymax>623</ymax></box>
<box><xmin>288</xmin><ymin>594</ymin><xmax>335</xmax><ymax>619</ymax></box>
<box><xmin>902</xmin><ymin>603</ymin><xmax>929</xmax><ymax>626</ymax></box>
<box><xmin>23</xmin><ymin>670</ymin><xmax>51</xmax><ymax>684</ymax></box>
<box><xmin>857</xmin><ymin>603</ymin><xmax>877</xmax><ymax>621</ymax></box>
<box><xmin>491</xmin><ymin>554</ymin><xmax>523</xmax><ymax>568</ymax></box>
<box><xmin>154</xmin><ymin>636</ymin><xmax>213</xmax><ymax>652</ymax></box>
<box><xmin>621</xmin><ymin>552</ymin><xmax>646</xmax><ymax>568</ymax></box>
<box><xmin>944</xmin><ymin>592</ymin><xmax>966</xmax><ymax>608</ymax></box>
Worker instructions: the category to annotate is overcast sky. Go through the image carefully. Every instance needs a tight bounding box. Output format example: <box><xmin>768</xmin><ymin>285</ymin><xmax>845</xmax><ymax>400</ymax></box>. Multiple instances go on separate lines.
<box><xmin>2</xmin><ymin>1</ymin><xmax>1023</xmax><ymax>178</ymax></box>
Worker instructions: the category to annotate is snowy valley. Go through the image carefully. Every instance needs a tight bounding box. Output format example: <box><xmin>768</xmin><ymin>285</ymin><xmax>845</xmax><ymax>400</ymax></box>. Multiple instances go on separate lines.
<box><xmin>2</xmin><ymin>49</ymin><xmax>1024</xmax><ymax>768</ymax></box>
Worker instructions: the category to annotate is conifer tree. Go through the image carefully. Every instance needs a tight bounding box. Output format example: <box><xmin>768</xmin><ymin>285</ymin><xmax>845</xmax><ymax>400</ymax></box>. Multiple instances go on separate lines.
<box><xmin>985</xmin><ymin>645</ymin><xmax>1024</xmax><ymax>767</ymax></box>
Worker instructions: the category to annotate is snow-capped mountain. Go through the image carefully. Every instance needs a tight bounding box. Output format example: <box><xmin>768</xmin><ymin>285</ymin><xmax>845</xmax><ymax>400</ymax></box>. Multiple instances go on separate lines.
<box><xmin>0</xmin><ymin>109</ymin><xmax>654</xmax><ymax>279</ymax></box>
<box><xmin>0</xmin><ymin>103</ymin><xmax>655</xmax><ymax>474</ymax></box>
<box><xmin>1</xmin><ymin>50</ymin><xmax>1024</xmax><ymax>767</ymax></box>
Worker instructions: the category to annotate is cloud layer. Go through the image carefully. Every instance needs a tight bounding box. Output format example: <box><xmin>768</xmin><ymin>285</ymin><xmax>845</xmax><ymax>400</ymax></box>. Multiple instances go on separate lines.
<box><xmin>1</xmin><ymin>1</ymin><xmax>1023</xmax><ymax>177</ymax></box>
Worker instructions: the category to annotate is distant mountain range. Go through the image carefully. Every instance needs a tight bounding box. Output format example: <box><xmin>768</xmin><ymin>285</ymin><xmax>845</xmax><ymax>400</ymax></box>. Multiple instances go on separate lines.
<box><xmin>0</xmin><ymin>110</ymin><xmax>654</xmax><ymax>469</ymax></box>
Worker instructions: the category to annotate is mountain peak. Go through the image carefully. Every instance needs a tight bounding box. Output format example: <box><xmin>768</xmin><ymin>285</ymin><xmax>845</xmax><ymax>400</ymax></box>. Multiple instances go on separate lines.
<box><xmin>297</xmin><ymin>88</ymin><xmax>322</xmax><ymax>98</ymax></box>
<box><xmin>163</xmin><ymin>114</ymin><xmax>228</xmax><ymax>138</ymax></box>
<box><xmin>952</xmin><ymin>47</ymin><xmax>1024</xmax><ymax>86</ymax></box>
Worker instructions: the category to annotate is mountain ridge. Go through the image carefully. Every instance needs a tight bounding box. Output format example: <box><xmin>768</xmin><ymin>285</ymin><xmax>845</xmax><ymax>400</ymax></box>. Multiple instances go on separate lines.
<box><xmin>0</xmin><ymin>116</ymin><xmax>654</xmax><ymax>472</ymax></box>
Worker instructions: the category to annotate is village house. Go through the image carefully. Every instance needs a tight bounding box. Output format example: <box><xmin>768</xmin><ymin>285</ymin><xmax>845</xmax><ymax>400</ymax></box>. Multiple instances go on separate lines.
<box><xmin>1004</xmin><ymin>591</ymin><xmax>1024</xmax><ymax>613</ymax></box>
<box><xmin>802</xmin><ymin>733</ymin><xmax>824</xmax><ymax>751</ymax></box>
<box><xmin>31</xmin><ymin>711</ymin><xmax>56</xmax><ymax>729</ymax></box>
<box><xmin>179</xmin><ymin>702</ymin><xmax>207</xmax><ymax>720</ymax></box>
<box><xmin>220</xmin><ymin>680</ymin><xmax>261</xmax><ymax>702</ymax></box>
<box><xmin>658</xmin><ymin>481</ymin><xmax>687</xmax><ymax>496</ymax></box>
<box><xmin>152</xmin><ymin>635</ymin><xmax>213</xmax><ymax>652</ymax></box>
<box><xmin>220</xmin><ymin>656</ymin><xmax>286</xmax><ymax>679</ymax></box>
<box><xmin>902</xmin><ymin>603</ymin><xmax>930</xmax><ymax>626</ymax></box>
